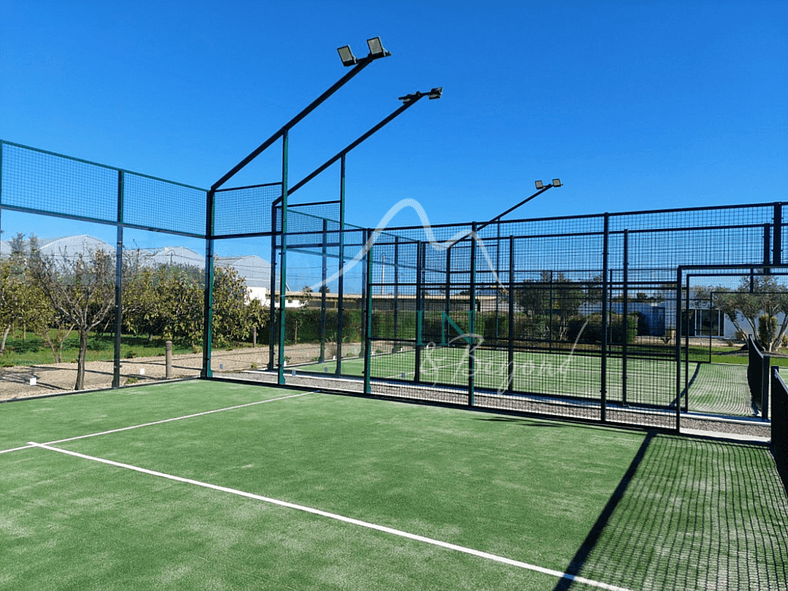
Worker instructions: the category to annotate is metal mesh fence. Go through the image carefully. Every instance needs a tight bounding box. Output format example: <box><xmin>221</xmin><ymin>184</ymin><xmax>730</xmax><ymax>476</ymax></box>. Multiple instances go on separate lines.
<box><xmin>356</xmin><ymin>204</ymin><xmax>788</xmax><ymax>430</ymax></box>
<box><xmin>0</xmin><ymin>140</ymin><xmax>208</xmax><ymax>398</ymax></box>
<box><xmin>213</xmin><ymin>183</ymin><xmax>281</xmax><ymax>237</ymax></box>
<box><xmin>772</xmin><ymin>367</ymin><xmax>788</xmax><ymax>494</ymax></box>
<box><xmin>3</xmin><ymin>139</ymin><xmax>788</xmax><ymax>432</ymax></box>
<box><xmin>1</xmin><ymin>142</ymin><xmax>118</xmax><ymax>223</ymax></box>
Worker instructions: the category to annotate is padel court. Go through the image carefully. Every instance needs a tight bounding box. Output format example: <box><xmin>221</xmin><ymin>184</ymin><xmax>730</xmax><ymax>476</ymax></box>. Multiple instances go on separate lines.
<box><xmin>2</xmin><ymin>380</ymin><xmax>786</xmax><ymax>590</ymax></box>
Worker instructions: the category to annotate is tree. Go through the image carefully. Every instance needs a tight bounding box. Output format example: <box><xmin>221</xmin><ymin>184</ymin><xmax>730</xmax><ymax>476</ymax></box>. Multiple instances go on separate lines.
<box><xmin>0</xmin><ymin>234</ymin><xmax>52</xmax><ymax>357</ymax></box>
<box><xmin>0</xmin><ymin>260</ymin><xmax>28</xmax><ymax>354</ymax></box>
<box><xmin>515</xmin><ymin>271</ymin><xmax>584</xmax><ymax>341</ymax></box>
<box><xmin>30</xmin><ymin>248</ymin><xmax>115</xmax><ymax>390</ymax></box>
<box><xmin>713</xmin><ymin>275</ymin><xmax>788</xmax><ymax>352</ymax></box>
<box><xmin>211</xmin><ymin>266</ymin><xmax>249</xmax><ymax>347</ymax></box>
<box><xmin>121</xmin><ymin>260</ymin><xmax>205</xmax><ymax>346</ymax></box>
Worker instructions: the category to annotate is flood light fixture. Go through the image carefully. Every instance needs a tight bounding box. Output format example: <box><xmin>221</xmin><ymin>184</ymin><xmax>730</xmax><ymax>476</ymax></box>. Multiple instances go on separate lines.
<box><xmin>337</xmin><ymin>45</ymin><xmax>357</xmax><ymax>67</ymax></box>
<box><xmin>366</xmin><ymin>36</ymin><xmax>390</xmax><ymax>58</ymax></box>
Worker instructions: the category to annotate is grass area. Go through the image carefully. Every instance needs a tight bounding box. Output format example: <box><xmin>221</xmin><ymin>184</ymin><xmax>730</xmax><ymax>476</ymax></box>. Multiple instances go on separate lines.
<box><xmin>296</xmin><ymin>347</ymin><xmax>759</xmax><ymax>416</ymax></box>
<box><xmin>1</xmin><ymin>380</ymin><xmax>785</xmax><ymax>590</ymax></box>
<box><xmin>0</xmin><ymin>330</ymin><xmax>199</xmax><ymax>367</ymax></box>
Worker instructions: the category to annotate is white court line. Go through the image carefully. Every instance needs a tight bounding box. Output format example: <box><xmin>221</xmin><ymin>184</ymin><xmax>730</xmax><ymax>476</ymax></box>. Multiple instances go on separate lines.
<box><xmin>28</xmin><ymin>441</ymin><xmax>632</xmax><ymax>591</ymax></box>
<box><xmin>0</xmin><ymin>391</ymin><xmax>314</xmax><ymax>456</ymax></box>
<box><xmin>0</xmin><ymin>444</ymin><xmax>38</xmax><ymax>455</ymax></box>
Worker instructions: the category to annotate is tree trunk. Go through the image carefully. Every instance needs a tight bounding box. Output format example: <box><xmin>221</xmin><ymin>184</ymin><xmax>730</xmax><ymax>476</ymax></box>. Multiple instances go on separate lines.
<box><xmin>75</xmin><ymin>329</ymin><xmax>88</xmax><ymax>390</ymax></box>
<box><xmin>0</xmin><ymin>323</ymin><xmax>12</xmax><ymax>356</ymax></box>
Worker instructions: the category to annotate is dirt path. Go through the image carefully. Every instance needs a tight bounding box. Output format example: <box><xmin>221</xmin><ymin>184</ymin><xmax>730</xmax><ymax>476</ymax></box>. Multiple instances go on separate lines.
<box><xmin>0</xmin><ymin>348</ymin><xmax>274</xmax><ymax>401</ymax></box>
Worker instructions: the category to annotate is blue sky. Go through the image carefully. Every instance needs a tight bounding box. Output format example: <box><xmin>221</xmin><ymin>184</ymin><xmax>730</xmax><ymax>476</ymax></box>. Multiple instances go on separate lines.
<box><xmin>2</xmin><ymin>0</ymin><xmax>786</xmax><ymax>235</ymax></box>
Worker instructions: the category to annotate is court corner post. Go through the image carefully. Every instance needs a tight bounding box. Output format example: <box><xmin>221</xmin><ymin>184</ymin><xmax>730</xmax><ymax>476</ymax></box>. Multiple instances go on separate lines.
<box><xmin>202</xmin><ymin>188</ymin><xmax>216</xmax><ymax>378</ymax></box>
<box><xmin>113</xmin><ymin>170</ymin><xmax>124</xmax><ymax>389</ymax></box>
<box><xmin>675</xmin><ymin>266</ymin><xmax>682</xmax><ymax>432</ymax></box>
<box><xmin>363</xmin><ymin>229</ymin><xmax>373</xmax><ymax>394</ymax></box>
<box><xmin>468</xmin><ymin>222</ymin><xmax>477</xmax><ymax>407</ymax></box>
<box><xmin>276</xmin><ymin>130</ymin><xmax>290</xmax><ymax>386</ymax></box>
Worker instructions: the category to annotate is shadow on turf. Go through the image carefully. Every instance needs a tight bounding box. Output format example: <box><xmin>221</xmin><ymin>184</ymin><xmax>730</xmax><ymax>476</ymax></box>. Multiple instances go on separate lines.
<box><xmin>476</xmin><ymin>416</ymin><xmax>564</xmax><ymax>428</ymax></box>
<box><xmin>552</xmin><ymin>431</ymin><xmax>656</xmax><ymax>591</ymax></box>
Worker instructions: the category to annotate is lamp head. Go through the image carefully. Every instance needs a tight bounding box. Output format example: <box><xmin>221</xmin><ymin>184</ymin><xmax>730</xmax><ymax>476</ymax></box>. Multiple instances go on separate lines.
<box><xmin>337</xmin><ymin>45</ymin><xmax>357</xmax><ymax>67</ymax></box>
<box><xmin>366</xmin><ymin>36</ymin><xmax>391</xmax><ymax>58</ymax></box>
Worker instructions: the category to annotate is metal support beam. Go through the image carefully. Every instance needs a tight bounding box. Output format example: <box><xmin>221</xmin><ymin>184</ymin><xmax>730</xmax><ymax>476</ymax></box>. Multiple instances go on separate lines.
<box><xmin>212</xmin><ymin>57</ymin><xmax>379</xmax><ymax>192</ymax></box>
<box><xmin>113</xmin><ymin>170</ymin><xmax>124</xmax><ymax>389</ymax></box>
<box><xmin>202</xmin><ymin>189</ymin><xmax>216</xmax><ymax>378</ymax></box>
<box><xmin>335</xmin><ymin>155</ymin><xmax>347</xmax><ymax>376</ymax></box>
<box><xmin>285</xmin><ymin>95</ymin><xmax>429</xmax><ymax>200</ymax></box>
<box><xmin>363</xmin><ymin>229</ymin><xmax>373</xmax><ymax>394</ymax></box>
<box><xmin>600</xmin><ymin>214</ymin><xmax>609</xmax><ymax>421</ymax></box>
<box><xmin>276</xmin><ymin>131</ymin><xmax>289</xmax><ymax>385</ymax></box>
<box><xmin>469</xmin><ymin>222</ymin><xmax>477</xmax><ymax>407</ymax></box>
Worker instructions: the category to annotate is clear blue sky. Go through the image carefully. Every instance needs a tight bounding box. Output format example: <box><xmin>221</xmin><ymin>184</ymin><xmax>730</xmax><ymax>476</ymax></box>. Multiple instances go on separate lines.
<box><xmin>2</xmin><ymin>0</ymin><xmax>786</xmax><ymax>233</ymax></box>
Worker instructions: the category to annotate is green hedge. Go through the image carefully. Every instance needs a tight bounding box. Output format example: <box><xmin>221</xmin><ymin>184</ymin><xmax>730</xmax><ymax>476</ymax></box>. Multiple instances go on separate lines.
<box><xmin>567</xmin><ymin>313</ymin><xmax>637</xmax><ymax>344</ymax></box>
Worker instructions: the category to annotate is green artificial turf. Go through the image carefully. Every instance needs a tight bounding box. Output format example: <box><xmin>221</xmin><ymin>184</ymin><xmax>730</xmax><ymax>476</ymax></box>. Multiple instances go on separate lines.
<box><xmin>1</xmin><ymin>381</ymin><xmax>786</xmax><ymax>590</ymax></box>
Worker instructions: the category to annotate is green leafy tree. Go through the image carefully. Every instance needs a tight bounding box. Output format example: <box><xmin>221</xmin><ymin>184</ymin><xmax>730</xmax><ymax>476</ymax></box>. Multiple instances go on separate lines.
<box><xmin>30</xmin><ymin>247</ymin><xmax>116</xmax><ymax>390</ymax></box>
<box><xmin>713</xmin><ymin>276</ymin><xmax>788</xmax><ymax>352</ymax></box>
<box><xmin>211</xmin><ymin>266</ymin><xmax>249</xmax><ymax>347</ymax></box>
<box><xmin>0</xmin><ymin>234</ymin><xmax>54</xmax><ymax>358</ymax></box>
<box><xmin>515</xmin><ymin>271</ymin><xmax>584</xmax><ymax>341</ymax></box>
<box><xmin>121</xmin><ymin>261</ymin><xmax>204</xmax><ymax>345</ymax></box>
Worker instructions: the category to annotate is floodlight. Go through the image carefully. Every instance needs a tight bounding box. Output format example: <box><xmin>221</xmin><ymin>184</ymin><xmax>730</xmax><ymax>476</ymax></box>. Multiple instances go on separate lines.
<box><xmin>551</xmin><ymin>179</ymin><xmax>562</xmax><ymax>187</ymax></box>
<box><xmin>428</xmin><ymin>87</ymin><xmax>443</xmax><ymax>100</ymax></box>
<box><xmin>337</xmin><ymin>45</ymin><xmax>357</xmax><ymax>67</ymax></box>
<box><xmin>398</xmin><ymin>92</ymin><xmax>419</xmax><ymax>104</ymax></box>
<box><xmin>367</xmin><ymin>36</ymin><xmax>390</xmax><ymax>58</ymax></box>
<box><xmin>535</xmin><ymin>180</ymin><xmax>545</xmax><ymax>190</ymax></box>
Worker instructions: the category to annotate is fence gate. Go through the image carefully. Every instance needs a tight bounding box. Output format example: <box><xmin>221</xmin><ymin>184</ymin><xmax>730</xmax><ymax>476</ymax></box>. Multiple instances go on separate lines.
<box><xmin>677</xmin><ymin>265</ymin><xmax>788</xmax><ymax>423</ymax></box>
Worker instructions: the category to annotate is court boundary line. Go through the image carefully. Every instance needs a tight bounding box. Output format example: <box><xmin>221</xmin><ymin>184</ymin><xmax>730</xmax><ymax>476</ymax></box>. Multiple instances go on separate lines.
<box><xmin>27</xmin><ymin>441</ymin><xmax>632</xmax><ymax>591</ymax></box>
<box><xmin>0</xmin><ymin>391</ymin><xmax>315</xmax><ymax>456</ymax></box>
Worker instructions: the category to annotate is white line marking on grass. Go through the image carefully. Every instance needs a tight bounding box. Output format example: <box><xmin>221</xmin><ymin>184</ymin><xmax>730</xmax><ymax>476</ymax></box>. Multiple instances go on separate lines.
<box><xmin>0</xmin><ymin>444</ymin><xmax>35</xmax><ymax>455</ymax></box>
<box><xmin>0</xmin><ymin>391</ymin><xmax>315</xmax><ymax>455</ymax></box>
<box><xmin>29</xmin><ymin>441</ymin><xmax>632</xmax><ymax>591</ymax></box>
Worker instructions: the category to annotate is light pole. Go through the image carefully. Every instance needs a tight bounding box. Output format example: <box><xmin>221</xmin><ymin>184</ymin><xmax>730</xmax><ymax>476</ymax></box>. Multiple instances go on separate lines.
<box><xmin>203</xmin><ymin>37</ymin><xmax>392</xmax><ymax>380</ymax></box>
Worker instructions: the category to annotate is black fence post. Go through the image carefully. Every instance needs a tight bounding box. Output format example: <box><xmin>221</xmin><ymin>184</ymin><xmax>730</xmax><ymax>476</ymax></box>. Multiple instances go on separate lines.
<box><xmin>495</xmin><ymin>222</ymin><xmax>501</xmax><ymax>345</ymax></box>
<box><xmin>684</xmin><ymin>273</ymin><xmax>691</xmax><ymax>412</ymax></box>
<box><xmin>202</xmin><ymin>189</ymin><xmax>216</xmax><ymax>379</ymax></box>
<box><xmin>469</xmin><ymin>222</ymin><xmax>477</xmax><ymax>407</ymax></box>
<box><xmin>622</xmin><ymin>229</ymin><xmax>628</xmax><ymax>406</ymax></box>
<box><xmin>335</xmin><ymin>156</ymin><xmax>346</xmax><ymax>376</ymax></box>
<box><xmin>360</xmin><ymin>230</ymin><xmax>368</xmax><ymax>364</ymax></box>
<box><xmin>508</xmin><ymin>235</ymin><xmax>515</xmax><ymax>392</ymax></box>
<box><xmin>774</xmin><ymin>203</ymin><xmax>783</xmax><ymax>265</ymax></box>
<box><xmin>393</xmin><ymin>235</ymin><xmax>399</xmax><ymax>348</ymax></box>
<box><xmin>113</xmin><ymin>170</ymin><xmax>124</xmax><ymax>389</ymax></box>
<box><xmin>268</xmin><ymin>202</ymin><xmax>277</xmax><ymax>371</ymax></box>
<box><xmin>770</xmin><ymin>366</ymin><xmax>786</xmax><ymax>492</ymax></box>
<box><xmin>445</xmin><ymin>246</ymin><xmax>451</xmax><ymax>344</ymax></box>
<box><xmin>319</xmin><ymin>219</ymin><xmax>327</xmax><ymax>363</ymax></box>
<box><xmin>675</xmin><ymin>267</ymin><xmax>683</xmax><ymax>432</ymax></box>
<box><xmin>414</xmin><ymin>241</ymin><xmax>424</xmax><ymax>383</ymax></box>
<box><xmin>601</xmin><ymin>214</ymin><xmax>609</xmax><ymax>421</ymax></box>
<box><xmin>363</xmin><ymin>229</ymin><xmax>373</xmax><ymax>394</ymax></box>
